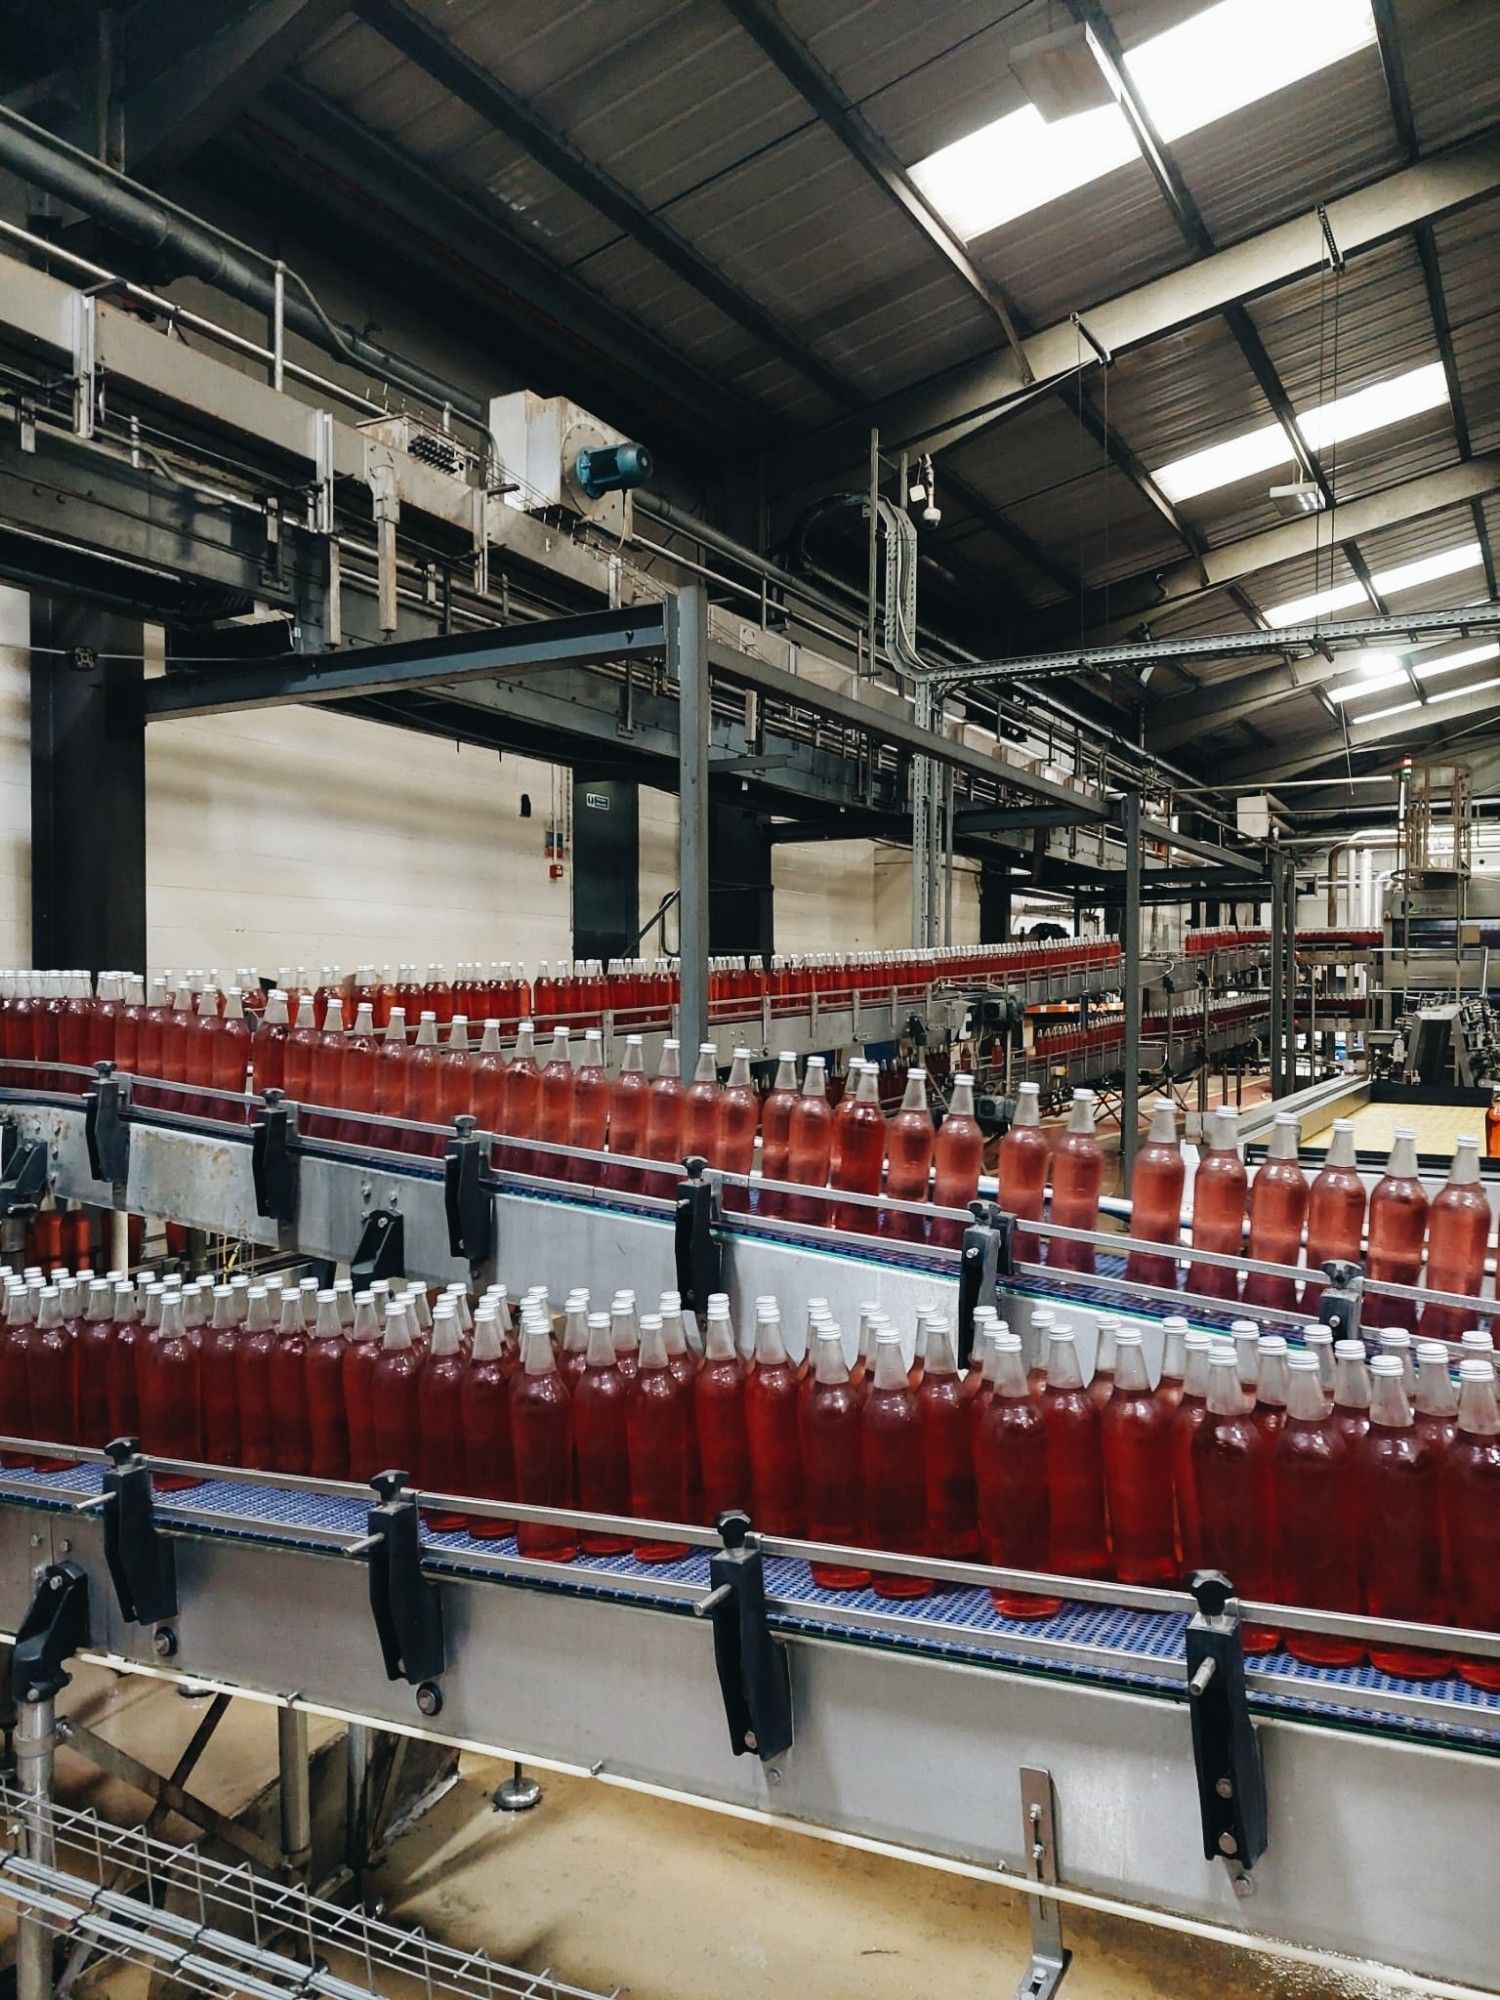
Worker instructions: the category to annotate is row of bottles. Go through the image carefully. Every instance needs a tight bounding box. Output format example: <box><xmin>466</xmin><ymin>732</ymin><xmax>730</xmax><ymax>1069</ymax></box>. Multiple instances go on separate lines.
<box><xmin>1184</xmin><ymin>928</ymin><xmax>1380</xmax><ymax>954</ymax></box>
<box><xmin>6</xmin><ymin>1259</ymin><xmax>1496</xmax><ymax>1685</ymax></box>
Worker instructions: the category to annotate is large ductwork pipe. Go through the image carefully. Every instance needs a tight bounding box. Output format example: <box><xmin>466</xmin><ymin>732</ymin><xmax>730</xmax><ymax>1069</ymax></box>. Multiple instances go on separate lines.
<box><xmin>0</xmin><ymin>106</ymin><xmax>485</xmax><ymax>426</ymax></box>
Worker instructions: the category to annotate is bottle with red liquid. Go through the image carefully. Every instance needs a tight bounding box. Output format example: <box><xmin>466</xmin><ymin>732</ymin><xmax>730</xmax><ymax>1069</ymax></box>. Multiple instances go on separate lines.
<box><xmin>831</xmin><ymin>1060</ymin><xmax>885</xmax><ymax>1232</ymax></box>
<box><xmin>975</xmin><ymin>1331</ymin><xmax>1062</xmax><ymax>1618</ymax></box>
<box><xmin>1047</xmin><ymin>1090</ymin><xmax>1102</xmax><ymax>1272</ymax></box>
<box><xmin>340</xmin><ymin>1001</ymin><xmax>380</xmax><ymax>1141</ymax></box>
<box><xmin>917</xmin><ymin>1319</ymin><xmax>977</xmax><ymax>1558</ymax></box>
<box><xmin>416</xmin><ymin>1305</ymin><xmax>467</xmax><ymax>1530</ymax></box>
<box><xmin>113</xmin><ymin>973</ymin><xmax>145</xmax><ymax>1075</ymax></box>
<box><xmin>471</xmin><ymin>1020</ymin><xmax>506</xmax><ymax>1133</ymax></box>
<box><xmin>1125</xmin><ymin>1099</ymin><xmax>1185</xmax><ymax>1291</ymax></box>
<box><xmin>1242</xmin><ymin>1116</ymin><xmax>1310</xmax><ymax>1314</ymax></box>
<box><xmin>569</xmin><ymin>1028</ymin><xmax>609</xmax><ymax>1158</ymax></box>
<box><xmin>460</xmin><ymin>1301</ymin><xmax>516</xmax><ymax>1537</ymax></box>
<box><xmin>682</xmin><ymin>1042</ymin><xmax>721</xmax><ymax>1166</ymax></box>
<box><xmin>1362</xmin><ymin>1354</ymin><xmax>1452</xmax><ymax>1679</ymax></box>
<box><xmin>609</xmin><ymin>1293</ymin><xmax>640</xmax><ymax>1378</ymax></box>
<box><xmin>573</xmin><ymin>1310</ymin><xmax>633</xmax><ymax>1551</ymax></box>
<box><xmin>1420</xmin><ymin>1137</ymin><xmax>1490</xmax><ymax>1339</ymax></box>
<box><xmin>535</xmin><ymin>1027</ymin><xmax>575</xmax><ymax>1163</ymax></box>
<box><xmin>605</xmin><ymin>1034</ymin><xmax>648</xmax><ymax>1189</ymax></box>
<box><xmin>1304</xmin><ymin>1120</ymin><xmax>1367</xmax><ymax>1313</ymax></box>
<box><xmin>147</xmin><ymin>1292</ymin><xmax>203</xmax><ymax>1488</ymax></box>
<box><xmin>1413</xmin><ymin>1341</ymin><xmax>1458</xmax><ymax>1464</ymax></box>
<box><xmin>799</xmin><ymin>1326</ymin><xmax>871</xmax><ymax>1588</ymax></box>
<box><xmin>57</xmin><ymin>971</ymin><xmax>93</xmax><ymax>1073</ymax></box>
<box><xmin>695</xmin><ymin>1295</ymin><xmax>750</xmax><ymax>1521</ymax></box>
<box><xmin>305</xmin><ymin>1289</ymin><xmax>349</xmax><ymax>1481</ymax></box>
<box><xmin>997</xmin><ymin>1081</ymin><xmax>1047</xmax><ymax>1261</ymax></box>
<box><xmin>1156</xmin><ymin>1316</ymin><xmax>1188</xmax><ymax>1414</ymax></box>
<box><xmin>372</xmin><ymin>1297</ymin><xmax>423</xmax><ymax>1474</ymax></box>
<box><xmin>200</xmin><ymin>1284</ymin><xmax>241</xmax><ymax>1468</ymax></box>
<box><xmin>74</xmin><ymin>1278</ymin><xmax>113</xmax><ymax>1448</ymax></box>
<box><xmin>883</xmin><ymin>1066</ymin><xmax>934</xmax><ymax>1237</ymax></box>
<box><xmin>786</xmin><ymin>1056</ymin><xmax>833</xmax><ymax>1222</ymax></box>
<box><xmin>659</xmin><ymin>1293</ymin><xmax>702</xmax><ymax>1512</ymax></box>
<box><xmin>1272</xmin><ymin>1352</ymin><xmax>1364</xmax><ymax>1665</ymax></box>
<box><xmin>745</xmin><ymin>1300</ymin><xmax>803</xmax><ymax>1534</ymax></box>
<box><xmin>309</xmin><ymin>996</ymin><xmax>346</xmax><ymax>1124</ymax></box>
<box><xmin>1193</xmin><ymin>1350</ymin><xmax>1280</xmax><ymax>1652</ymax></box>
<box><xmin>1254</xmin><ymin>1335</ymin><xmax>1292</xmax><ymax>1446</ymax></box>
<box><xmin>27</xmin><ymin>1285</ymin><xmax>76</xmax><ymax>1468</ymax></box>
<box><xmin>1039</xmin><ymin>1328</ymin><xmax>1110</xmax><ymax>1579</ymax></box>
<box><xmin>370</xmin><ymin>1005</ymin><xmax>409</xmax><ymax>1149</ymax></box>
<box><xmin>403</xmin><ymin>1011</ymin><xmax>442</xmax><ymax>1145</ymax></box>
<box><xmin>342</xmin><ymin>1289</ymin><xmax>382</xmax><ymax>1482</ymax></box>
<box><xmin>717</xmin><ymin>1047</ymin><xmax>759</xmax><ymax>1184</ymax></box>
<box><xmin>1086</xmin><ymin>1317</ymin><xmax>1119</xmax><ymax>1412</ymax></box>
<box><xmin>1100</xmin><ymin>1328</ymin><xmax>1176</xmax><ymax>1584</ymax></box>
<box><xmin>282</xmin><ymin>993</ymin><xmax>319</xmax><ymax>1103</ymax></box>
<box><xmin>424</xmin><ymin>963</ymin><xmax>454</xmax><ymax>1025</ymax></box>
<box><xmin>1170</xmin><ymin>1331</ymin><xmax>1215</xmax><ymax>1570</ymax></box>
<box><xmin>436</xmin><ymin>1016</ymin><xmax>473</xmax><ymax>1128</ymax></box>
<box><xmin>556</xmin><ymin>1293</ymin><xmax>589</xmax><ymax>1394</ymax></box>
<box><xmin>1441</xmin><ymin>1359</ymin><xmax>1500</xmax><ymax>1690</ymax></box>
<box><xmin>105</xmin><ymin>1278</ymin><xmax>142</xmax><ymax>1442</ymax></box>
<box><xmin>0</xmin><ymin>1281</ymin><xmax>35</xmax><ymax>1466</ymax></box>
<box><xmin>759</xmin><ymin>1051</ymin><xmax>799</xmax><ymax>1196</ymax></box>
<box><xmin>932</xmin><ymin>1074</ymin><xmax>983</xmax><ymax>1245</ymax></box>
<box><xmin>628</xmin><ymin>1313</ymin><xmax>691</xmax><ymax>1561</ymax></box>
<box><xmin>213</xmin><ymin>988</ymin><xmax>252</xmax><ymax>1099</ymax></box>
<box><xmin>509</xmin><ymin>1322</ymin><xmax>576</xmax><ymax>1559</ymax></box>
<box><xmin>861</xmin><ymin>1328</ymin><xmax>932</xmax><ymax>1598</ymax></box>
<box><xmin>643</xmin><ymin>1037</ymin><xmax>685</xmax><ymax>1172</ymax></box>
<box><xmin>1185</xmin><ymin>1107</ymin><xmax>1245</xmax><ymax>1301</ymax></box>
<box><xmin>267</xmin><ymin>1289</ymin><xmax>311</xmax><ymax>1476</ymax></box>
<box><xmin>1367</xmin><ymin>1129</ymin><xmax>1428</xmax><ymax>1335</ymax></box>
<box><xmin>135</xmin><ymin>977</ymin><xmax>170</xmax><ymax>1079</ymax></box>
<box><xmin>251</xmin><ymin>989</ymin><xmax>289</xmax><ymax>1095</ymax></box>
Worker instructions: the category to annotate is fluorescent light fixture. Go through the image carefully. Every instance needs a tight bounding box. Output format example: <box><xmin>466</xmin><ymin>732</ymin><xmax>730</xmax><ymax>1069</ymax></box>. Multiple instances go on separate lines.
<box><xmin>1270</xmin><ymin>481</ymin><xmax>1325</xmax><ymax>518</ymax></box>
<box><xmin>1414</xmin><ymin>641</ymin><xmax>1500</xmax><ymax>681</ymax></box>
<box><xmin>1155</xmin><ymin>361</ymin><xmax>1447</xmax><ymax>503</ymax></box>
<box><xmin>912</xmin><ymin>0</ymin><xmax>1375</xmax><ymax>240</ymax></box>
<box><xmin>1360</xmin><ymin>700</ymin><xmax>1421</xmax><ymax>722</ymax></box>
<box><xmin>1265</xmin><ymin>539</ymin><xmax>1485</xmax><ymax>626</ymax></box>
<box><xmin>1326</xmin><ymin>652</ymin><xmax>1410</xmax><ymax>703</ymax></box>
<box><xmin>1010</xmin><ymin>23</ymin><xmax>1119</xmax><ymax>121</ymax></box>
<box><xmin>1359</xmin><ymin>675</ymin><xmax>1500</xmax><ymax>728</ymax></box>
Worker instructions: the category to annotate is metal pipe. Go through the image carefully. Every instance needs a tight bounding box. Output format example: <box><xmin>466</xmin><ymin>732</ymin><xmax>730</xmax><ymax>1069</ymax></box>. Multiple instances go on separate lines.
<box><xmin>15</xmin><ymin>1693</ymin><xmax>55</xmax><ymax>2000</ymax></box>
<box><xmin>344</xmin><ymin>1721</ymin><xmax>370</xmax><ymax>1883</ymax></box>
<box><xmin>277</xmin><ymin>1706</ymin><xmax>312</xmax><ymax>1878</ymax></box>
<box><xmin>0</xmin><ymin>106</ymin><xmax>484</xmax><ymax>427</ymax></box>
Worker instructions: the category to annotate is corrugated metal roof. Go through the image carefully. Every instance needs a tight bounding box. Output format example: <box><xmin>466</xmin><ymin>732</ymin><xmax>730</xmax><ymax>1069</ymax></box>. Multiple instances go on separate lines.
<box><xmin>1394</xmin><ymin>0</ymin><xmax>1500</xmax><ymax>149</ymax></box>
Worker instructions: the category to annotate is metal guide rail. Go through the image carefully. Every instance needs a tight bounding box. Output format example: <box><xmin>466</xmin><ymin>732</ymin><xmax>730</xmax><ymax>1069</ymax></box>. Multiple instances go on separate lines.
<box><xmin>0</xmin><ymin>1445</ymin><xmax>1497</xmax><ymax>1992</ymax></box>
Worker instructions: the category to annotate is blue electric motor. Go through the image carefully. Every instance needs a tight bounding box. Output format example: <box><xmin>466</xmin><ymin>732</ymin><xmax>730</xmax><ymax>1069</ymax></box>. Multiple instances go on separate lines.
<box><xmin>574</xmin><ymin>439</ymin><xmax>653</xmax><ymax>499</ymax></box>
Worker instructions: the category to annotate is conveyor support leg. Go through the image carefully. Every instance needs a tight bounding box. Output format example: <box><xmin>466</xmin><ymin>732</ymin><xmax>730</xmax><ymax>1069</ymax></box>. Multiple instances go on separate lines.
<box><xmin>1014</xmin><ymin>1765</ymin><xmax>1069</xmax><ymax>2000</ymax></box>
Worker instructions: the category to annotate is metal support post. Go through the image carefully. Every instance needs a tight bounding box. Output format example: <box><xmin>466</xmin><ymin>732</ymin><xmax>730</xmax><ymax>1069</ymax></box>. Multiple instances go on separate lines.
<box><xmin>494</xmin><ymin>1760</ymin><xmax>542</xmax><ymax>1813</ymax></box>
<box><xmin>108</xmin><ymin>1204</ymin><xmax>129</xmax><ymax>1273</ymax></box>
<box><xmin>345</xmin><ymin>1720</ymin><xmax>371</xmax><ymax>1882</ymax></box>
<box><xmin>1014</xmin><ymin>1765</ymin><xmax>1069</xmax><ymax>1999</ymax></box>
<box><xmin>277</xmin><ymin>1705</ymin><xmax>312</xmax><ymax>1878</ymax></box>
<box><xmin>1269</xmin><ymin>855</ymin><xmax>1286</xmax><ymax>1099</ymax></box>
<box><xmin>271</xmin><ymin>260</ymin><xmax>286</xmax><ymax>392</ymax></box>
<box><xmin>1121</xmin><ymin>794</ymin><xmax>1143</xmax><ymax>1183</ymax></box>
<box><xmin>1283</xmin><ymin>858</ymin><xmax>1298</xmax><ymax>1093</ymax></box>
<box><xmin>15</xmin><ymin>1692</ymin><xmax>56</xmax><ymax>2000</ymax></box>
<box><xmin>672</xmin><ymin>584</ymin><xmax>711</xmax><ymax>1053</ymax></box>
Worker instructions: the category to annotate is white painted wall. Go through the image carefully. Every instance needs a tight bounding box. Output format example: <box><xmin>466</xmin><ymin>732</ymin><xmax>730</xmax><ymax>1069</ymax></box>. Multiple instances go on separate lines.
<box><xmin>0</xmin><ymin>587</ymin><xmax>28</xmax><ymax>966</ymax></box>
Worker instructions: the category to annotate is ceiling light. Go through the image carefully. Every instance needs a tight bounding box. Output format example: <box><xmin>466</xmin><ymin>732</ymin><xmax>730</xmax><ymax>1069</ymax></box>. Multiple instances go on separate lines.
<box><xmin>1265</xmin><ymin>580</ymin><xmax>1370</xmax><ymax>627</ymax></box>
<box><xmin>1371</xmin><ymin>541</ymin><xmax>1484</xmax><ymax>594</ymax></box>
<box><xmin>1360</xmin><ymin>700</ymin><xmax>1421</xmax><ymax>722</ymax></box>
<box><xmin>912</xmin><ymin>0</ymin><xmax>1375</xmax><ymax>240</ymax></box>
<box><xmin>1010</xmin><ymin>22</ymin><xmax>1118</xmax><ymax>121</ymax></box>
<box><xmin>1270</xmin><ymin>481</ymin><xmax>1325</xmax><ymax>518</ymax></box>
<box><xmin>1326</xmin><ymin>652</ymin><xmax>1410</xmax><ymax>702</ymax></box>
<box><xmin>1155</xmin><ymin>361</ymin><xmax>1446</xmax><ymax>503</ymax></box>
<box><xmin>1414</xmin><ymin>641</ymin><xmax>1500</xmax><ymax>682</ymax></box>
<box><xmin>1431</xmin><ymin>675</ymin><xmax>1500</xmax><ymax>706</ymax></box>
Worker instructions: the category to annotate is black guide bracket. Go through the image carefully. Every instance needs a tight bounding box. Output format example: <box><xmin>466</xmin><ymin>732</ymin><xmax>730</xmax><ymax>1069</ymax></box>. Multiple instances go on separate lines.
<box><xmin>12</xmin><ymin>1561</ymin><xmax>91</xmax><ymax>1704</ymax></box>
<box><xmin>95</xmin><ymin>1438</ymin><xmax>179</xmax><ymax>1629</ymax></box>
<box><xmin>1184</xmin><ymin>1569</ymin><xmax>1268</xmax><ymax>1890</ymax></box>
<box><xmin>957</xmin><ymin>1201</ymin><xmax>1015</xmax><ymax>1371</ymax></box>
<box><xmin>693</xmin><ymin>1510</ymin><xmax>793</xmax><ymax>1763</ymax></box>
<box><xmin>1317</xmin><ymin>1260</ymin><xmax>1363</xmax><ymax>1346</ymax></box>
<box><xmin>84</xmin><ymin>1060</ymin><xmax>131</xmax><ymax>1186</ymax></box>
<box><xmin>251</xmin><ymin>1089</ymin><xmax>299</xmax><ymax>1224</ymax></box>
<box><xmin>347</xmin><ymin>1470</ymin><xmax>445</xmax><ymax>1713</ymax></box>
<box><xmin>674</xmin><ymin>1156</ymin><xmax>722</xmax><ymax>1313</ymax></box>
<box><xmin>0</xmin><ymin>1121</ymin><xmax>49</xmax><ymax>1220</ymax></box>
<box><xmin>444</xmin><ymin>1115</ymin><xmax>494</xmax><ymax>1267</ymax></box>
<box><xmin>352</xmin><ymin>1208</ymin><xmax>405</xmax><ymax>1289</ymax></box>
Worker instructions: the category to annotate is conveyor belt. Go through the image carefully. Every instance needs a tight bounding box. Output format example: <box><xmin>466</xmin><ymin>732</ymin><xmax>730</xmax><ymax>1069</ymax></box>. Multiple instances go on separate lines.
<box><xmin>4</xmin><ymin>1459</ymin><xmax>1495</xmax><ymax>1752</ymax></box>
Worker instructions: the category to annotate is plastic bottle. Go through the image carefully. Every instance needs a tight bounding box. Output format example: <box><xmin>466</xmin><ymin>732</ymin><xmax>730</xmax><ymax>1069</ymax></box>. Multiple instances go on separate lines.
<box><xmin>1254</xmin><ymin>1335</ymin><xmax>1291</xmax><ymax>1446</ymax></box>
<box><xmin>185</xmin><ymin>983</ymin><xmax>221</xmax><ymax>1109</ymax></box>
<box><xmin>997</xmin><ymin>1081</ymin><xmax>1048</xmax><ymax>1261</ymax></box>
<box><xmin>200</xmin><ymin>1284</ymin><xmax>240</xmax><ymax>1468</ymax></box>
<box><xmin>681</xmin><ymin>1042</ymin><xmax>721</xmax><ymax>1166</ymax></box>
<box><xmin>695</xmin><ymin>1295</ymin><xmax>750</xmax><ymax>1521</ymax></box>
<box><xmin>371</xmin><ymin>1297</ymin><xmax>422</xmax><ymax>1475</ymax></box>
<box><xmin>509</xmin><ymin>1323</ymin><xmax>576</xmax><ymax>1559</ymax></box>
<box><xmin>1156</xmin><ymin>1317</ymin><xmax>1188</xmax><ymax>1415</ymax></box>
<box><xmin>860</xmin><ymin>1329</ymin><xmax>933</xmax><ymax>1597</ymax></box>
<box><xmin>1086</xmin><ymin>1317</ymin><xmax>1119</xmax><ymax>1412</ymax></box>
<box><xmin>434</xmin><ymin>1016</ymin><xmax>472</xmax><ymax>1128</ymax></box>
<box><xmin>831</xmin><ymin>1060</ymin><xmax>885</xmax><ymax>1230</ymax></box>
<box><xmin>460</xmin><ymin>1303</ymin><xmax>516</xmax><ymax>1538</ymax></box>
<box><xmin>974</xmin><ymin>1332</ymin><xmax>1062</xmax><ymax>1617</ymax></box>
<box><xmin>572</xmin><ymin>1311</ymin><xmax>633</xmax><ymax>1552</ymax></box>
<box><xmin>1047</xmin><ymin>1090</ymin><xmax>1103</xmax><ymax>1272</ymax></box>
<box><xmin>1362</xmin><ymin>1355</ymin><xmax>1452</xmax><ymax>1679</ymax></box>
<box><xmin>1440</xmin><ymin>1360</ymin><xmax>1500</xmax><ymax>1690</ymax></box>
<box><xmin>342</xmin><ymin>1290</ymin><xmax>382</xmax><ymax>1483</ymax></box>
<box><xmin>610</xmin><ymin>1293</ymin><xmax>640</xmax><ymax>1380</ymax></box>
<box><xmin>745</xmin><ymin>1301</ymin><xmax>803</xmax><ymax>1535</ymax></box>
<box><xmin>759</xmin><ymin>1051</ymin><xmax>800</xmax><ymax>1203</ymax></box>
<box><xmin>1366</xmin><ymin>1129</ymin><xmax>1429</xmax><ymax>1336</ymax></box>
<box><xmin>1232</xmin><ymin>1319</ymin><xmax>1262</xmax><ymax>1392</ymax></box>
<box><xmin>311</xmin><ymin>995</ymin><xmax>346</xmax><ymax>1114</ymax></box>
<box><xmin>1413</xmin><ymin>1342</ymin><xmax>1459</xmax><ymax>1465</ymax></box>
<box><xmin>569</xmin><ymin>1029</ymin><xmax>610</xmax><ymax>1156</ymax></box>
<box><xmin>799</xmin><ymin>1326</ymin><xmax>871</xmax><ymax>1588</ymax></box>
<box><xmin>932</xmin><ymin>1074</ymin><xmax>983</xmax><ymax>1245</ymax></box>
<box><xmin>1304</xmin><ymin>1120</ymin><xmax>1367</xmax><ymax>1312</ymax></box>
<box><xmin>251</xmin><ymin>989</ymin><xmax>289</xmax><ymax>1096</ymax></box>
<box><xmin>74</xmin><ymin>1278</ymin><xmax>113</xmax><ymax>1449</ymax></box>
<box><xmin>717</xmin><ymin>1047</ymin><xmax>759</xmax><ymax>1183</ymax></box>
<box><xmin>659</xmin><ymin>1293</ymin><xmax>702</xmax><ymax>1516</ymax></box>
<box><xmin>628</xmin><ymin>1313</ymin><xmax>692</xmax><ymax>1560</ymax></box>
<box><xmin>336</xmin><ymin>1000</ymin><xmax>378</xmax><ymax>1142</ymax></box>
<box><xmin>471</xmin><ymin>1021</ymin><xmax>507</xmax><ymax>1133</ymax></box>
<box><xmin>1242</xmin><ymin>1116</ymin><xmax>1309</xmax><ymax>1314</ymax></box>
<box><xmin>913</xmin><ymin>1319</ymin><xmax>973</xmax><ymax>1557</ymax></box>
<box><xmin>884</xmin><ymin>1066</ymin><xmax>935</xmax><ymax>1237</ymax></box>
<box><xmin>1272</xmin><ymin>1353</ymin><xmax>1364</xmax><ymax>1666</ymax></box>
<box><xmin>230</xmin><ymin>1286</ymin><xmax>273</xmax><ymax>1472</ymax></box>
<box><xmin>26</xmin><ymin>1285</ymin><xmax>76</xmax><ymax>1469</ymax></box>
<box><xmin>1124</xmin><ymin>1099</ymin><xmax>1185</xmax><ymax>1291</ymax></box>
<box><xmin>1100</xmin><ymin>1328</ymin><xmax>1176</xmax><ymax>1584</ymax></box>
<box><xmin>280</xmin><ymin>993</ymin><xmax>318</xmax><ymax>1106</ymax></box>
<box><xmin>104</xmin><ymin>1279</ymin><xmax>141</xmax><ymax>1442</ymax></box>
<box><xmin>369</xmin><ymin>1004</ymin><xmax>410</xmax><ymax>1149</ymax></box>
<box><xmin>268</xmin><ymin>1290</ymin><xmax>311</xmax><ymax>1477</ymax></box>
<box><xmin>1039</xmin><ymin>1328</ymin><xmax>1110</xmax><ymax>1579</ymax></box>
<box><xmin>606</xmin><ymin>1034</ymin><xmax>649</xmax><ymax>1188</ymax></box>
<box><xmin>786</xmin><ymin>1056</ymin><xmax>834</xmax><ymax>1222</ymax></box>
<box><xmin>1420</xmin><ymin>1138</ymin><xmax>1491</xmax><ymax>1339</ymax></box>
<box><xmin>1185</xmin><ymin>1107</ymin><xmax>1245</xmax><ymax>1302</ymax></box>
<box><xmin>1171</xmin><ymin>1332</ymin><xmax>1215</xmax><ymax>1570</ymax></box>
<box><xmin>148</xmin><ymin>1292</ymin><xmax>203</xmax><ymax>1488</ymax></box>
<box><xmin>643</xmin><ymin>1038</ymin><xmax>686</xmax><ymax>1170</ymax></box>
<box><xmin>299</xmin><ymin>1288</ymin><xmax>348</xmax><ymax>1481</ymax></box>
<box><xmin>1193</xmin><ymin>1350</ymin><xmax>1279</xmax><ymax>1653</ymax></box>
<box><xmin>416</xmin><ymin>1305</ymin><xmax>467</xmax><ymax>1530</ymax></box>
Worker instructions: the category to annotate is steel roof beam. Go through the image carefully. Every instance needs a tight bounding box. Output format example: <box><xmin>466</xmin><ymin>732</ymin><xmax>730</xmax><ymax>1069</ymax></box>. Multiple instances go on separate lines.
<box><xmin>1219</xmin><ymin>677</ymin><xmax>1500</xmax><ymax>783</ymax></box>
<box><xmin>768</xmin><ymin>132</ymin><xmax>1500</xmax><ymax>483</ymax></box>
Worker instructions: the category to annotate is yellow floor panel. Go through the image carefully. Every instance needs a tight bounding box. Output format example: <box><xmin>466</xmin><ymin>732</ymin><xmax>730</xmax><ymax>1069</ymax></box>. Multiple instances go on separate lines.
<box><xmin>1301</xmin><ymin>1097</ymin><xmax>1487</xmax><ymax>1156</ymax></box>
